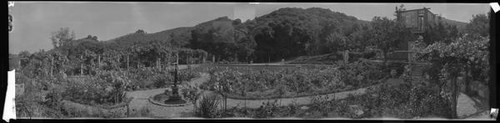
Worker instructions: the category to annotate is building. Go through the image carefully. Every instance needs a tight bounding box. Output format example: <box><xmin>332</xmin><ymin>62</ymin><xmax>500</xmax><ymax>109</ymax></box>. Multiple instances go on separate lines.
<box><xmin>396</xmin><ymin>7</ymin><xmax>444</xmax><ymax>34</ymax></box>
<box><xmin>387</xmin><ymin>7</ymin><xmax>444</xmax><ymax>62</ymax></box>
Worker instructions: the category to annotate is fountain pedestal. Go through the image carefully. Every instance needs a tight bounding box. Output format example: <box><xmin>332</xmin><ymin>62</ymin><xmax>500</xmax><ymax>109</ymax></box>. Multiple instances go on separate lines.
<box><xmin>164</xmin><ymin>85</ymin><xmax>183</xmax><ymax>103</ymax></box>
<box><xmin>162</xmin><ymin>62</ymin><xmax>187</xmax><ymax>104</ymax></box>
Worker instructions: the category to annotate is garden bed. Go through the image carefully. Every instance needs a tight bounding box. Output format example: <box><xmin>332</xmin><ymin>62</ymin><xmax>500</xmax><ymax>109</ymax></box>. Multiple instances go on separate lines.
<box><xmin>200</xmin><ymin>61</ymin><xmax>388</xmax><ymax>100</ymax></box>
<box><xmin>219</xmin><ymin>79</ymin><xmax>386</xmax><ymax>100</ymax></box>
<box><xmin>216</xmin><ymin>82</ymin><xmax>451</xmax><ymax>119</ymax></box>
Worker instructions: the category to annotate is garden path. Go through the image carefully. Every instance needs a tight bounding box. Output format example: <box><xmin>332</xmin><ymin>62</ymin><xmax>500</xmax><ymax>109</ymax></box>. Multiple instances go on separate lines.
<box><xmin>126</xmin><ymin>64</ymin><xmax>490</xmax><ymax>119</ymax></box>
<box><xmin>457</xmin><ymin>92</ymin><xmax>492</xmax><ymax>119</ymax></box>
<box><xmin>126</xmin><ymin>67</ymin><xmax>393</xmax><ymax>118</ymax></box>
<box><xmin>125</xmin><ymin>65</ymin><xmax>203</xmax><ymax>118</ymax></box>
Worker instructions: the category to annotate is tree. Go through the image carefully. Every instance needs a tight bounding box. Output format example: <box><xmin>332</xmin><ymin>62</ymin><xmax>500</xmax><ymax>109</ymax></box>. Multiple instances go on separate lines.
<box><xmin>465</xmin><ymin>13</ymin><xmax>490</xmax><ymax>38</ymax></box>
<box><xmin>423</xmin><ymin>21</ymin><xmax>460</xmax><ymax>45</ymax></box>
<box><xmin>325</xmin><ymin>31</ymin><xmax>348</xmax><ymax>52</ymax></box>
<box><xmin>417</xmin><ymin>35</ymin><xmax>489</xmax><ymax>118</ymax></box>
<box><xmin>50</xmin><ymin>27</ymin><xmax>75</xmax><ymax>48</ymax></box>
<box><xmin>86</xmin><ymin>35</ymin><xmax>98</xmax><ymax>41</ymax></box>
<box><xmin>370</xmin><ymin>16</ymin><xmax>415</xmax><ymax>64</ymax></box>
<box><xmin>136</xmin><ymin>29</ymin><xmax>146</xmax><ymax>34</ymax></box>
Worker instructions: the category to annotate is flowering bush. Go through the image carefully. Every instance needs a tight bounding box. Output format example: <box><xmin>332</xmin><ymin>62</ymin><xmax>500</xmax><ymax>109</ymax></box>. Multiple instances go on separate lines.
<box><xmin>125</xmin><ymin>67</ymin><xmax>199</xmax><ymax>90</ymax></box>
<box><xmin>62</xmin><ymin>70</ymin><xmax>130</xmax><ymax>106</ymax></box>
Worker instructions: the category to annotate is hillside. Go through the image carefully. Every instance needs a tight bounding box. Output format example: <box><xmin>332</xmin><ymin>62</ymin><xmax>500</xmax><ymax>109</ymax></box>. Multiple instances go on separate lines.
<box><xmin>83</xmin><ymin>7</ymin><xmax>372</xmax><ymax>63</ymax></box>
<box><xmin>63</xmin><ymin>7</ymin><xmax>468</xmax><ymax>63</ymax></box>
<box><xmin>107</xmin><ymin>27</ymin><xmax>193</xmax><ymax>48</ymax></box>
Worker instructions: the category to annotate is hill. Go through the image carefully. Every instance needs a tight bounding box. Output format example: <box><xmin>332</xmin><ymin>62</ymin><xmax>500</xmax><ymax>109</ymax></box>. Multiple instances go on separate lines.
<box><xmin>65</xmin><ymin>7</ymin><xmax>464</xmax><ymax>63</ymax></box>
<box><xmin>87</xmin><ymin>7</ymin><xmax>371</xmax><ymax>63</ymax></box>
<box><xmin>107</xmin><ymin>27</ymin><xmax>193</xmax><ymax>48</ymax></box>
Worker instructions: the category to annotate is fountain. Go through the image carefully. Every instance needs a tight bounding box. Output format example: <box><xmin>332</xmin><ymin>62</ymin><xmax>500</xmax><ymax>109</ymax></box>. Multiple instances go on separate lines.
<box><xmin>163</xmin><ymin>62</ymin><xmax>187</xmax><ymax>104</ymax></box>
<box><xmin>149</xmin><ymin>61</ymin><xmax>188</xmax><ymax>107</ymax></box>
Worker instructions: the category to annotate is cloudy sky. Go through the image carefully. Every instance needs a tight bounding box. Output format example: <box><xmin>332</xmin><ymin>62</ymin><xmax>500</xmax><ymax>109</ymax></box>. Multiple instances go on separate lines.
<box><xmin>8</xmin><ymin>2</ymin><xmax>490</xmax><ymax>54</ymax></box>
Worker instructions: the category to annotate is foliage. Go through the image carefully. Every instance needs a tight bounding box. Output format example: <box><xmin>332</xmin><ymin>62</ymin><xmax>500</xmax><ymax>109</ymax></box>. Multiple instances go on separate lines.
<box><xmin>417</xmin><ymin>35</ymin><xmax>489</xmax><ymax>83</ymax></box>
<box><xmin>465</xmin><ymin>13</ymin><xmax>490</xmax><ymax>38</ymax></box>
<box><xmin>195</xmin><ymin>94</ymin><xmax>221</xmax><ymax>118</ymax></box>
<box><xmin>255</xmin><ymin>100</ymin><xmax>281</xmax><ymax>118</ymax></box>
<box><xmin>181</xmin><ymin>84</ymin><xmax>202</xmax><ymax>110</ymax></box>
<box><xmin>369</xmin><ymin>16</ymin><xmax>416</xmax><ymax>62</ymax></box>
<box><xmin>15</xmin><ymin>72</ymin><xmax>65</xmax><ymax>118</ymax></box>
<box><xmin>50</xmin><ymin>27</ymin><xmax>75</xmax><ymax>48</ymax></box>
<box><xmin>131</xmin><ymin>107</ymin><xmax>153</xmax><ymax>117</ymax></box>
<box><xmin>62</xmin><ymin>70</ymin><xmax>129</xmax><ymax>106</ymax></box>
<box><xmin>375</xmin><ymin>82</ymin><xmax>452</xmax><ymax>118</ymax></box>
<box><xmin>201</xmin><ymin>62</ymin><xmax>386</xmax><ymax>99</ymax></box>
<box><xmin>288</xmin><ymin>53</ymin><xmax>342</xmax><ymax>64</ymax></box>
<box><xmin>423</xmin><ymin>21</ymin><xmax>461</xmax><ymax>44</ymax></box>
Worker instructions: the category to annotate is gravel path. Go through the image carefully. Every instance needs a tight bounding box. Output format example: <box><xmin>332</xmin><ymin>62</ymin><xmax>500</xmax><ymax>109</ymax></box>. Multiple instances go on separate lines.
<box><xmin>125</xmin><ymin>65</ymin><xmax>200</xmax><ymax>118</ymax></box>
<box><xmin>124</xmin><ymin>74</ymin><xmax>209</xmax><ymax>118</ymax></box>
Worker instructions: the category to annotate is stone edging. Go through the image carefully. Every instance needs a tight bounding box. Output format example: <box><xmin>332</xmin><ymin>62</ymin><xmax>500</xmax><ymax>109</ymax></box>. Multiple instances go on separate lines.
<box><xmin>148</xmin><ymin>95</ymin><xmax>191</xmax><ymax>107</ymax></box>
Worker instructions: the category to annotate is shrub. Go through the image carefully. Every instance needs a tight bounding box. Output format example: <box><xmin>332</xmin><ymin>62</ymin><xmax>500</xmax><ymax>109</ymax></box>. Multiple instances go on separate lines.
<box><xmin>129</xmin><ymin>107</ymin><xmax>152</xmax><ymax>117</ymax></box>
<box><xmin>195</xmin><ymin>94</ymin><xmax>220</xmax><ymax>118</ymax></box>
<box><xmin>374</xmin><ymin>81</ymin><xmax>452</xmax><ymax>118</ymax></box>
<box><xmin>62</xmin><ymin>70</ymin><xmax>129</xmax><ymax>106</ymax></box>
<box><xmin>181</xmin><ymin>85</ymin><xmax>202</xmax><ymax>110</ymax></box>
<box><xmin>255</xmin><ymin>100</ymin><xmax>280</xmax><ymax>118</ymax></box>
<box><xmin>152</xmin><ymin>75</ymin><xmax>171</xmax><ymax>88</ymax></box>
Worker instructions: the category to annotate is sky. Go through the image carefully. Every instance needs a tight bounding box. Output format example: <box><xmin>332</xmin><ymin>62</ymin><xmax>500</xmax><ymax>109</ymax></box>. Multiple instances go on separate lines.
<box><xmin>8</xmin><ymin>2</ymin><xmax>490</xmax><ymax>54</ymax></box>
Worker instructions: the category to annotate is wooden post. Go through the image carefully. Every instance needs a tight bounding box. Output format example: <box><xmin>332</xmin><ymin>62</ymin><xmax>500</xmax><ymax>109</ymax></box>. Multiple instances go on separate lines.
<box><xmin>126</xmin><ymin>104</ymin><xmax>130</xmax><ymax>117</ymax></box>
<box><xmin>235</xmin><ymin>54</ymin><xmax>238</xmax><ymax>63</ymax></box>
<box><xmin>97</xmin><ymin>55</ymin><xmax>101</xmax><ymax>69</ymax></box>
<box><xmin>451</xmin><ymin>76</ymin><xmax>458</xmax><ymax>119</ymax></box>
<box><xmin>344</xmin><ymin>50</ymin><xmax>349</xmax><ymax>63</ymax></box>
<box><xmin>80</xmin><ymin>55</ymin><xmax>83</xmax><ymax>76</ymax></box>
<box><xmin>50</xmin><ymin>57</ymin><xmax>54</xmax><ymax>76</ymax></box>
<box><xmin>465</xmin><ymin>64</ymin><xmax>471</xmax><ymax>94</ymax></box>
<box><xmin>156</xmin><ymin>58</ymin><xmax>160</xmax><ymax>69</ymax></box>
<box><xmin>126</xmin><ymin>55</ymin><xmax>130</xmax><ymax>70</ymax></box>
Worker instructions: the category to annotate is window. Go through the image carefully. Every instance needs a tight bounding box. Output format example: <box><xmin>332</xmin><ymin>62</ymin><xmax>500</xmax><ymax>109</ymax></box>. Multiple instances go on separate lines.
<box><xmin>419</xmin><ymin>16</ymin><xmax>424</xmax><ymax>31</ymax></box>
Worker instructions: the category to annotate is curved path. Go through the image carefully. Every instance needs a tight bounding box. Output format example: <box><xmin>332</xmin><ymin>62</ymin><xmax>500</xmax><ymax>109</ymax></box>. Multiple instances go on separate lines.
<box><xmin>125</xmin><ymin>66</ymin><xmax>393</xmax><ymax>118</ymax></box>
<box><xmin>209</xmin><ymin>79</ymin><xmax>395</xmax><ymax>109</ymax></box>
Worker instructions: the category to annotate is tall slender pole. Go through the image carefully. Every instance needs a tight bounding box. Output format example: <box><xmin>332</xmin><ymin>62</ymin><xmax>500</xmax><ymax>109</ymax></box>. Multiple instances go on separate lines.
<box><xmin>97</xmin><ymin>55</ymin><xmax>101</xmax><ymax>69</ymax></box>
<box><xmin>80</xmin><ymin>55</ymin><xmax>83</xmax><ymax>75</ymax></box>
<box><xmin>126</xmin><ymin>55</ymin><xmax>129</xmax><ymax>70</ymax></box>
<box><xmin>50</xmin><ymin>57</ymin><xmax>54</xmax><ymax>76</ymax></box>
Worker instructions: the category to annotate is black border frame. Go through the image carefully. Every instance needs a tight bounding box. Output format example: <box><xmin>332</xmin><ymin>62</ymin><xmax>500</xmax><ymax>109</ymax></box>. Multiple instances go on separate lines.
<box><xmin>2</xmin><ymin>0</ymin><xmax>498</xmax><ymax>123</ymax></box>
